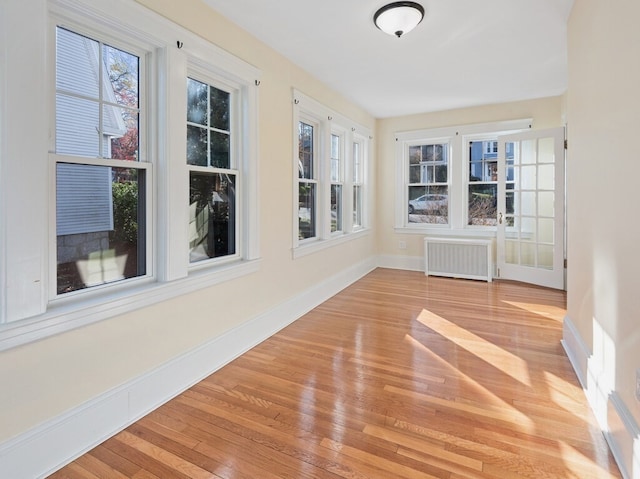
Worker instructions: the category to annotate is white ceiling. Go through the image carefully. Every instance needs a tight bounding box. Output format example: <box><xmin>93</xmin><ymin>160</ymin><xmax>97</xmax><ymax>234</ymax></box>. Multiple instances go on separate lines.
<box><xmin>203</xmin><ymin>0</ymin><xmax>574</xmax><ymax>118</ymax></box>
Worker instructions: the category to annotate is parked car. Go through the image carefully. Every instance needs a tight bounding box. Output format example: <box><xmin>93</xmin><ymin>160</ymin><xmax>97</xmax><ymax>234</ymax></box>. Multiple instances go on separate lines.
<box><xmin>408</xmin><ymin>194</ymin><xmax>448</xmax><ymax>214</ymax></box>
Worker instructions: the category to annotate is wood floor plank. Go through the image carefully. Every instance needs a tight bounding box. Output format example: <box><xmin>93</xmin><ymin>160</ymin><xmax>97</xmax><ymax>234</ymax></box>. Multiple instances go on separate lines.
<box><xmin>49</xmin><ymin>269</ymin><xmax>622</xmax><ymax>478</ymax></box>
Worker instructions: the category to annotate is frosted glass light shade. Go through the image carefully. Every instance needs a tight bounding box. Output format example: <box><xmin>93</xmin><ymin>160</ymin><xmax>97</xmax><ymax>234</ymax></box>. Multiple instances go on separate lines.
<box><xmin>374</xmin><ymin>2</ymin><xmax>424</xmax><ymax>38</ymax></box>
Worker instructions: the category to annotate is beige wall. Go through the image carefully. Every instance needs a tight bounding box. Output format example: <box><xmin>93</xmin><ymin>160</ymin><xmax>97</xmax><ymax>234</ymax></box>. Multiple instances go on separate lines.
<box><xmin>567</xmin><ymin>0</ymin><xmax>640</xmax><ymax>423</ymax></box>
<box><xmin>0</xmin><ymin>0</ymin><xmax>375</xmax><ymax>443</ymax></box>
<box><xmin>376</xmin><ymin>96</ymin><xmax>565</xmax><ymax>258</ymax></box>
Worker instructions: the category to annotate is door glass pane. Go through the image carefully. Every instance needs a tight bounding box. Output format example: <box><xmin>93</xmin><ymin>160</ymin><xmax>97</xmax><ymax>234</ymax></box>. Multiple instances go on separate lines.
<box><xmin>538</xmin><ymin>244</ymin><xmax>554</xmax><ymax>269</ymax></box>
<box><xmin>521</xmin><ymin>242</ymin><xmax>536</xmax><ymax>267</ymax></box>
<box><xmin>538</xmin><ymin>218</ymin><xmax>554</xmax><ymax>243</ymax></box>
<box><xmin>538</xmin><ymin>164</ymin><xmax>554</xmax><ymax>190</ymax></box>
<box><xmin>539</xmin><ymin>191</ymin><xmax>554</xmax><ymax>217</ymax></box>
<box><xmin>538</xmin><ymin>137</ymin><xmax>554</xmax><ymax>163</ymax></box>
<box><xmin>521</xmin><ymin>165</ymin><xmax>537</xmax><ymax>190</ymax></box>
<box><xmin>521</xmin><ymin>139</ymin><xmax>536</xmax><ymax>164</ymax></box>
<box><xmin>505</xmin><ymin>240</ymin><xmax>518</xmax><ymax>264</ymax></box>
<box><xmin>506</xmin><ymin>184</ymin><xmax>515</xmax><ymax>215</ymax></box>
<box><xmin>521</xmin><ymin>192</ymin><xmax>536</xmax><ymax>216</ymax></box>
<box><xmin>521</xmin><ymin>217</ymin><xmax>536</xmax><ymax>241</ymax></box>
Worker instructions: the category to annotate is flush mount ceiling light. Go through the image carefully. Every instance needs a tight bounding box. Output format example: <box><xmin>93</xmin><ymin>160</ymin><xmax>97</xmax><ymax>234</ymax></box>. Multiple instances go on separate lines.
<box><xmin>374</xmin><ymin>1</ymin><xmax>425</xmax><ymax>38</ymax></box>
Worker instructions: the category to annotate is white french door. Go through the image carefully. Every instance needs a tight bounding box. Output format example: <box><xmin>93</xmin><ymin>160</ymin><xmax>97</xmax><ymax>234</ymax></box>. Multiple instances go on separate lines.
<box><xmin>496</xmin><ymin>127</ymin><xmax>565</xmax><ymax>289</ymax></box>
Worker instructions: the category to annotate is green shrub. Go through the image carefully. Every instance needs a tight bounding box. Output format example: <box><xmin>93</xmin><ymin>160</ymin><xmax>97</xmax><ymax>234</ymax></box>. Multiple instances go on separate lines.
<box><xmin>112</xmin><ymin>181</ymin><xmax>138</xmax><ymax>244</ymax></box>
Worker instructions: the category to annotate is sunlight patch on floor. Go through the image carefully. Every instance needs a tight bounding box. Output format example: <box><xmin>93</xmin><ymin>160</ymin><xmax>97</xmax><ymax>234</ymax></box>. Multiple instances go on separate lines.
<box><xmin>404</xmin><ymin>334</ymin><xmax>536</xmax><ymax>431</ymax></box>
<box><xmin>501</xmin><ymin>300</ymin><xmax>566</xmax><ymax>322</ymax></box>
<box><xmin>416</xmin><ymin>308</ymin><xmax>532</xmax><ymax>387</ymax></box>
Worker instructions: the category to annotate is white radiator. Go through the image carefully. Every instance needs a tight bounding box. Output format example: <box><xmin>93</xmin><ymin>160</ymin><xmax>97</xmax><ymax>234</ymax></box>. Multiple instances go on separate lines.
<box><xmin>424</xmin><ymin>237</ymin><xmax>493</xmax><ymax>282</ymax></box>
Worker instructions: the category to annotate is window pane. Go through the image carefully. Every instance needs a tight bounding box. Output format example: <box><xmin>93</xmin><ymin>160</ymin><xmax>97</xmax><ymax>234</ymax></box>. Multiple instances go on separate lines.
<box><xmin>56</xmin><ymin>28</ymin><xmax>99</xmax><ymax>98</ymax></box>
<box><xmin>210</xmin><ymin>130</ymin><xmax>230</xmax><ymax>169</ymax></box>
<box><xmin>298</xmin><ymin>182</ymin><xmax>316</xmax><ymax>239</ymax></box>
<box><xmin>187</xmin><ymin>78</ymin><xmax>208</xmax><ymax>125</ymax></box>
<box><xmin>210</xmin><ymin>86</ymin><xmax>230</xmax><ymax>131</ymax></box>
<box><xmin>408</xmin><ymin>146</ymin><xmax>422</xmax><ymax>183</ymax></box>
<box><xmin>57</xmin><ymin>166</ymin><xmax>145</xmax><ymax>294</ymax></box>
<box><xmin>331</xmin><ymin>134</ymin><xmax>340</xmax><ymax>182</ymax></box>
<box><xmin>56</xmin><ymin>27</ymin><xmax>140</xmax><ymax>159</ymax></box>
<box><xmin>468</xmin><ymin>184</ymin><xmax>497</xmax><ymax>226</ymax></box>
<box><xmin>103</xmin><ymin>43</ymin><xmax>139</xmax><ymax>109</ymax></box>
<box><xmin>56</xmin><ymin>94</ymin><xmax>100</xmax><ymax>157</ymax></box>
<box><xmin>408</xmin><ymin>185</ymin><xmax>448</xmax><ymax>224</ymax></box>
<box><xmin>103</xmin><ymin>107</ymin><xmax>139</xmax><ymax>161</ymax></box>
<box><xmin>189</xmin><ymin>172</ymin><xmax>236</xmax><ymax>262</ymax></box>
<box><xmin>353</xmin><ymin>142</ymin><xmax>361</xmax><ymax>183</ymax></box>
<box><xmin>353</xmin><ymin>185</ymin><xmax>362</xmax><ymax>227</ymax></box>
<box><xmin>409</xmin><ymin>143</ymin><xmax>448</xmax><ymax>184</ymax></box>
<box><xmin>331</xmin><ymin>184</ymin><xmax>342</xmax><ymax>233</ymax></box>
<box><xmin>187</xmin><ymin>125</ymin><xmax>208</xmax><ymax>166</ymax></box>
<box><xmin>298</xmin><ymin>122</ymin><xmax>314</xmax><ymax>179</ymax></box>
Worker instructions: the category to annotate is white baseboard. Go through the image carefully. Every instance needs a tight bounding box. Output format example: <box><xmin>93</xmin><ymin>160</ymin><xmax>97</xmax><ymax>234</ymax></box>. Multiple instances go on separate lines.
<box><xmin>0</xmin><ymin>258</ymin><xmax>376</xmax><ymax>479</ymax></box>
<box><xmin>377</xmin><ymin>254</ymin><xmax>424</xmax><ymax>272</ymax></box>
<box><xmin>562</xmin><ymin>315</ymin><xmax>639</xmax><ymax>479</ymax></box>
<box><xmin>561</xmin><ymin>314</ymin><xmax>589</xmax><ymax>390</ymax></box>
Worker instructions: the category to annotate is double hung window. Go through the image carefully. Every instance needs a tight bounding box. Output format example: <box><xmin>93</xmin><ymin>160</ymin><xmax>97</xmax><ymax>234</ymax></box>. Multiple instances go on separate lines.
<box><xmin>54</xmin><ymin>26</ymin><xmax>149</xmax><ymax>294</ymax></box>
<box><xmin>298</xmin><ymin>119</ymin><xmax>318</xmax><ymax>240</ymax></box>
<box><xmin>467</xmin><ymin>139</ymin><xmax>498</xmax><ymax>226</ymax></box>
<box><xmin>352</xmin><ymin>139</ymin><xmax>364</xmax><ymax>229</ymax></box>
<box><xmin>187</xmin><ymin>77</ymin><xmax>237</xmax><ymax>262</ymax></box>
<box><xmin>407</xmin><ymin>142</ymin><xmax>450</xmax><ymax>225</ymax></box>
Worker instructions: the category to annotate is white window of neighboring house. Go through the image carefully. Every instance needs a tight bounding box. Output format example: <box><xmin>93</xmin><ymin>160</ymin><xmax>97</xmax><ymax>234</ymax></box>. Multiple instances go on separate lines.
<box><xmin>54</xmin><ymin>26</ymin><xmax>150</xmax><ymax>295</ymax></box>
<box><xmin>186</xmin><ymin>76</ymin><xmax>238</xmax><ymax>264</ymax></box>
<box><xmin>293</xmin><ymin>90</ymin><xmax>371</xmax><ymax>257</ymax></box>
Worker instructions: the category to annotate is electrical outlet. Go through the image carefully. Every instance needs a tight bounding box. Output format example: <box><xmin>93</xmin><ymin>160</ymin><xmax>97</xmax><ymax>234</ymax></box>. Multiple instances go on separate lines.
<box><xmin>399</xmin><ymin>241</ymin><xmax>407</xmax><ymax>250</ymax></box>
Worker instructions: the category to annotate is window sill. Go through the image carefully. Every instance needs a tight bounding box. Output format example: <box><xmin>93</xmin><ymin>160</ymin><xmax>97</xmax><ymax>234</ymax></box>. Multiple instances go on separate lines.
<box><xmin>293</xmin><ymin>228</ymin><xmax>370</xmax><ymax>259</ymax></box>
<box><xmin>0</xmin><ymin>258</ymin><xmax>261</xmax><ymax>352</ymax></box>
<box><xmin>395</xmin><ymin>226</ymin><xmax>497</xmax><ymax>238</ymax></box>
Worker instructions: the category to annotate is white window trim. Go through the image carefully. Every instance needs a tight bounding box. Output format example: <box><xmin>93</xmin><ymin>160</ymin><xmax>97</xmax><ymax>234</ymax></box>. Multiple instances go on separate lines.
<box><xmin>292</xmin><ymin>90</ymin><xmax>371</xmax><ymax>259</ymax></box>
<box><xmin>395</xmin><ymin>119</ymin><xmax>532</xmax><ymax>236</ymax></box>
<box><xmin>0</xmin><ymin>0</ymin><xmax>261</xmax><ymax>352</ymax></box>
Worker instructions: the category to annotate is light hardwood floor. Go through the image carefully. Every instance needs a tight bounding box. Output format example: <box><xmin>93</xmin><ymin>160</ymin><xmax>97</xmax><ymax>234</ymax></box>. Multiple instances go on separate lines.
<box><xmin>49</xmin><ymin>268</ymin><xmax>622</xmax><ymax>478</ymax></box>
